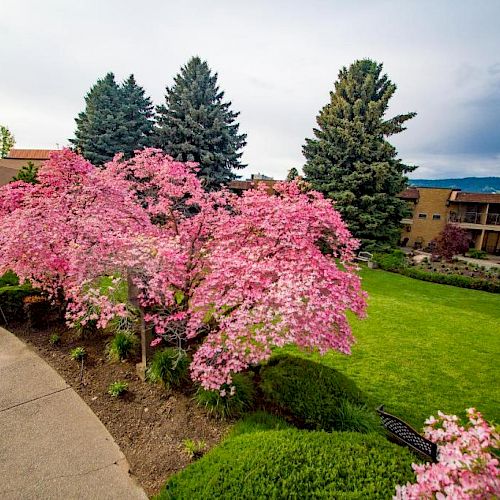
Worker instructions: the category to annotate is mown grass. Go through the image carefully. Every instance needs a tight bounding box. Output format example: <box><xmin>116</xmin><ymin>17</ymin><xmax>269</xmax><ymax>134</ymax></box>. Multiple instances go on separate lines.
<box><xmin>285</xmin><ymin>268</ymin><xmax>500</xmax><ymax>428</ymax></box>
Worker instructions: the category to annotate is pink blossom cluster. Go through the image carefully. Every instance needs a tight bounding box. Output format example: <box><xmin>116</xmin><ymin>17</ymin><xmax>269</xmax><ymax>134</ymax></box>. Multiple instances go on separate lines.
<box><xmin>0</xmin><ymin>148</ymin><xmax>366</xmax><ymax>389</ymax></box>
<box><xmin>395</xmin><ymin>408</ymin><xmax>500</xmax><ymax>499</ymax></box>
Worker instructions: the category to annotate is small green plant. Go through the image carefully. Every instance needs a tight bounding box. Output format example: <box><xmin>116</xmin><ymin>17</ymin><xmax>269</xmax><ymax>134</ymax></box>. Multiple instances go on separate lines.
<box><xmin>70</xmin><ymin>346</ymin><xmax>86</xmax><ymax>361</ymax></box>
<box><xmin>106</xmin><ymin>330</ymin><xmax>139</xmax><ymax>362</ymax></box>
<box><xmin>195</xmin><ymin>373</ymin><xmax>255</xmax><ymax>420</ymax></box>
<box><xmin>182</xmin><ymin>438</ymin><xmax>207</xmax><ymax>459</ymax></box>
<box><xmin>108</xmin><ymin>381</ymin><xmax>128</xmax><ymax>398</ymax></box>
<box><xmin>147</xmin><ymin>348</ymin><xmax>189</xmax><ymax>390</ymax></box>
<box><xmin>49</xmin><ymin>333</ymin><xmax>61</xmax><ymax>345</ymax></box>
<box><xmin>467</xmin><ymin>249</ymin><xmax>487</xmax><ymax>260</ymax></box>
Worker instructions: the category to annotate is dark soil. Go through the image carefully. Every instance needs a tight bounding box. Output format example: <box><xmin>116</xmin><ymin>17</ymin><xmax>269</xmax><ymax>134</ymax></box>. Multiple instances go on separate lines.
<box><xmin>9</xmin><ymin>322</ymin><xmax>229</xmax><ymax>497</ymax></box>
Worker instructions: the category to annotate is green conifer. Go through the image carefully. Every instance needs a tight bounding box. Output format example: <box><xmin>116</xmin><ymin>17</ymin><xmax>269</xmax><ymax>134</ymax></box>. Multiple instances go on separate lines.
<box><xmin>12</xmin><ymin>161</ymin><xmax>39</xmax><ymax>184</ymax></box>
<box><xmin>71</xmin><ymin>73</ymin><xmax>154</xmax><ymax>165</ymax></box>
<box><xmin>154</xmin><ymin>57</ymin><xmax>247</xmax><ymax>190</ymax></box>
<box><xmin>303</xmin><ymin>59</ymin><xmax>416</xmax><ymax>250</ymax></box>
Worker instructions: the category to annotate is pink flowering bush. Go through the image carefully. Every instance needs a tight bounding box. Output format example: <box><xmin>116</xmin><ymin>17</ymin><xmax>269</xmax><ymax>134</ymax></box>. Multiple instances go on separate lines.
<box><xmin>0</xmin><ymin>148</ymin><xmax>366</xmax><ymax>389</ymax></box>
<box><xmin>395</xmin><ymin>408</ymin><xmax>500</xmax><ymax>499</ymax></box>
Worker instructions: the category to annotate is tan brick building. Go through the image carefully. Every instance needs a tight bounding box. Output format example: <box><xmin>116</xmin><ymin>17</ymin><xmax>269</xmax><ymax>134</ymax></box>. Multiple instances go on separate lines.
<box><xmin>399</xmin><ymin>187</ymin><xmax>500</xmax><ymax>255</ymax></box>
<box><xmin>0</xmin><ymin>149</ymin><xmax>55</xmax><ymax>186</ymax></box>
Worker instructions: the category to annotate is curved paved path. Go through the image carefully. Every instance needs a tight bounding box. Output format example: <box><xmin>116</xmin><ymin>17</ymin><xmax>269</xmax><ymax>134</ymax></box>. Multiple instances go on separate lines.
<box><xmin>0</xmin><ymin>327</ymin><xmax>147</xmax><ymax>500</ymax></box>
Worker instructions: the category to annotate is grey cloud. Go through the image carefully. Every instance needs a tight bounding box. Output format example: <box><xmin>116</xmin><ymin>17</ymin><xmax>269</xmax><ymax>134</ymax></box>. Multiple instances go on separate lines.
<box><xmin>1</xmin><ymin>0</ymin><xmax>500</xmax><ymax>179</ymax></box>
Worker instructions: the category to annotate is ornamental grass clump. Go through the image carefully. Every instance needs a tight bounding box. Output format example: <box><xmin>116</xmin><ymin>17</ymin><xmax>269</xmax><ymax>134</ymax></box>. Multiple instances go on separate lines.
<box><xmin>147</xmin><ymin>348</ymin><xmax>189</xmax><ymax>390</ymax></box>
<box><xmin>195</xmin><ymin>373</ymin><xmax>255</xmax><ymax>420</ymax></box>
<box><xmin>106</xmin><ymin>330</ymin><xmax>139</xmax><ymax>362</ymax></box>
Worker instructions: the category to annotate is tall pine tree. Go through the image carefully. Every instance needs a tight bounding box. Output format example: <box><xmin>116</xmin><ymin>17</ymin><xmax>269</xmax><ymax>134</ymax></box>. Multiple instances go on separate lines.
<box><xmin>303</xmin><ymin>59</ymin><xmax>416</xmax><ymax>250</ymax></box>
<box><xmin>71</xmin><ymin>73</ymin><xmax>154</xmax><ymax>166</ymax></box>
<box><xmin>154</xmin><ymin>57</ymin><xmax>247</xmax><ymax>190</ymax></box>
<box><xmin>120</xmin><ymin>74</ymin><xmax>155</xmax><ymax>152</ymax></box>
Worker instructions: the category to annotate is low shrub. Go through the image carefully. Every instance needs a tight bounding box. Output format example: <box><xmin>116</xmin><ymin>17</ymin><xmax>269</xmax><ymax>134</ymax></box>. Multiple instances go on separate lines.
<box><xmin>259</xmin><ymin>354</ymin><xmax>379</xmax><ymax>433</ymax></box>
<box><xmin>106</xmin><ymin>330</ymin><xmax>139</xmax><ymax>362</ymax></box>
<box><xmin>0</xmin><ymin>270</ymin><xmax>19</xmax><ymax>287</ymax></box>
<box><xmin>372</xmin><ymin>249</ymin><xmax>407</xmax><ymax>271</ymax></box>
<box><xmin>147</xmin><ymin>348</ymin><xmax>189</xmax><ymax>390</ymax></box>
<box><xmin>467</xmin><ymin>248</ymin><xmax>487</xmax><ymax>259</ymax></box>
<box><xmin>157</xmin><ymin>429</ymin><xmax>416</xmax><ymax>499</ymax></box>
<box><xmin>70</xmin><ymin>346</ymin><xmax>86</xmax><ymax>361</ymax></box>
<box><xmin>108</xmin><ymin>381</ymin><xmax>128</xmax><ymax>397</ymax></box>
<box><xmin>400</xmin><ymin>267</ymin><xmax>500</xmax><ymax>293</ymax></box>
<box><xmin>195</xmin><ymin>373</ymin><xmax>255</xmax><ymax>420</ymax></box>
<box><xmin>0</xmin><ymin>283</ymin><xmax>34</xmax><ymax>321</ymax></box>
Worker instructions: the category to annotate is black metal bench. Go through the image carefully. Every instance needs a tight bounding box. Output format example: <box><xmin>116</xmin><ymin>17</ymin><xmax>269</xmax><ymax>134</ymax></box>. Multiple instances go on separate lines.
<box><xmin>376</xmin><ymin>405</ymin><xmax>438</xmax><ymax>462</ymax></box>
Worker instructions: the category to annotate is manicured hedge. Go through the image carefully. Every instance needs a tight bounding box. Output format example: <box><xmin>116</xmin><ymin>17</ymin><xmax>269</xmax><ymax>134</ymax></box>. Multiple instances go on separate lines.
<box><xmin>372</xmin><ymin>252</ymin><xmax>500</xmax><ymax>293</ymax></box>
<box><xmin>372</xmin><ymin>250</ymin><xmax>407</xmax><ymax>272</ymax></box>
<box><xmin>0</xmin><ymin>284</ymin><xmax>33</xmax><ymax>321</ymax></box>
<box><xmin>157</xmin><ymin>429</ymin><xmax>416</xmax><ymax>499</ymax></box>
<box><xmin>399</xmin><ymin>267</ymin><xmax>500</xmax><ymax>293</ymax></box>
<box><xmin>259</xmin><ymin>354</ymin><xmax>380</xmax><ymax>433</ymax></box>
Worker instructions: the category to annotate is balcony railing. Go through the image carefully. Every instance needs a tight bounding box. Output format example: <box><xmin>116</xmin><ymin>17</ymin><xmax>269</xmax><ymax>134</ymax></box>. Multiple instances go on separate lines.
<box><xmin>449</xmin><ymin>212</ymin><xmax>500</xmax><ymax>226</ymax></box>
<box><xmin>486</xmin><ymin>213</ymin><xmax>500</xmax><ymax>225</ymax></box>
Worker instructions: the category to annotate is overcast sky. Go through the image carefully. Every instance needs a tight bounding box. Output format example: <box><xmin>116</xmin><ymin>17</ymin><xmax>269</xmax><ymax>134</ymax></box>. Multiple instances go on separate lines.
<box><xmin>1</xmin><ymin>0</ymin><xmax>499</xmax><ymax>180</ymax></box>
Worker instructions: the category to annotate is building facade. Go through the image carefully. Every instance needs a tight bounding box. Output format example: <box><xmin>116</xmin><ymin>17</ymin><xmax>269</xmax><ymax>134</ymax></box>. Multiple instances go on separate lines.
<box><xmin>399</xmin><ymin>187</ymin><xmax>500</xmax><ymax>255</ymax></box>
<box><xmin>0</xmin><ymin>149</ymin><xmax>55</xmax><ymax>186</ymax></box>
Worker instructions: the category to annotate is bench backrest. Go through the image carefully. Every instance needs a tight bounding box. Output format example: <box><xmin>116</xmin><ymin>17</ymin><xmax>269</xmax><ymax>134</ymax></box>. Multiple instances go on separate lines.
<box><xmin>358</xmin><ymin>251</ymin><xmax>373</xmax><ymax>260</ymax></box>
<box><xmin>377</xmin><ymin>406</ymin><xmax>438</xmax><ymax>462</ymax></box>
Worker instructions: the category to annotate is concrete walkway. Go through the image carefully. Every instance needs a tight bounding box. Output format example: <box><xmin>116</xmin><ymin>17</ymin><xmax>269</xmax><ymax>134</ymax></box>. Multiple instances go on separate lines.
<box><xmin>0</xmin><ymin>327</ymin><xmax>147</xmax><ymax>500</ymax></box>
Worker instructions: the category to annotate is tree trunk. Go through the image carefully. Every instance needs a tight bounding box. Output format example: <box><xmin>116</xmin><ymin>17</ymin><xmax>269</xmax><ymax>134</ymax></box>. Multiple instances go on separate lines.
<box><xmin>127</xmin><ymin>272</ymin><xmax>153</xmax><ymax>380</ymax></box>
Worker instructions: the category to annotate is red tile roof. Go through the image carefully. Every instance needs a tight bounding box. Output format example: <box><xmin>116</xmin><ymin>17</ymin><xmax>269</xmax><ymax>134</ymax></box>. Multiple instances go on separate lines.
<box><xmin>6</xmin><ymin>149</ymin><xmax>55</xmax><ymax>160</ymax></box>
<box><xmin>398</xmin><ymin>187</ymin><xmax>420</xmax><ymax>200</ymax></box>
<box><xmin>452</xmin><ymin>192</ymin><xmax>500</xmax><ymax>204</ymax></box>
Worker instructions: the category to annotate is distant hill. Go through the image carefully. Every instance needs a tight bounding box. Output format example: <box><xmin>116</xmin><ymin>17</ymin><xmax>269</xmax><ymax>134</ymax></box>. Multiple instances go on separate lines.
<box><xmin>409</xmin><ymin>177</ymin><xmax>500</xmax><ymax>193</ymax></box>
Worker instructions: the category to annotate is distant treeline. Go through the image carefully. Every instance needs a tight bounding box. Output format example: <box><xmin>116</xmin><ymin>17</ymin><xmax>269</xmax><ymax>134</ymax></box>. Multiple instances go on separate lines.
<box><xmin>410</xmin><ymin>177</ymin><xmax>500</xmax><ymax>193</ymax></box>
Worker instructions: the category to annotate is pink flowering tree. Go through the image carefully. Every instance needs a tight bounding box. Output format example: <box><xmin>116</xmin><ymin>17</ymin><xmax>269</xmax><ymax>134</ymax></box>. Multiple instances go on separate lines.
<box><xmin>395</xmin><ymin>408</ymin><xmax>500</xmax><ymax>499</ymax></box>
<box><xmin>0</xmin><ymin>148</ymin><xmax>366</xmax><ymax>389</ymax></box>
<box><xmin>0</xmin><ymin>149</ymin><xmax>150</xmax><ymax>325</ymax></box>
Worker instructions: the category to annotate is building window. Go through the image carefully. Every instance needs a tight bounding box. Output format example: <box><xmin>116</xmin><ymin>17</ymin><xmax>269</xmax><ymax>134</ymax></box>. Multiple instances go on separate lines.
<box><xmin>432</xmin><ymin>214</ymin><xmax>441</xmax><ymax>220</ymax></box>
<box><xmin>418</xmin><ymin>213</ymin><xmax>427</xmax><ymax>219</ymax></box>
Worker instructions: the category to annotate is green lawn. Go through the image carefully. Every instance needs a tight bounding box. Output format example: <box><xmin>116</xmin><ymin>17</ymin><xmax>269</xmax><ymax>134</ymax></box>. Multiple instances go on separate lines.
<box><xmin>287</xmin><ymin>268</ymin><xmax>500</xmax><ymax>428</ymax></box>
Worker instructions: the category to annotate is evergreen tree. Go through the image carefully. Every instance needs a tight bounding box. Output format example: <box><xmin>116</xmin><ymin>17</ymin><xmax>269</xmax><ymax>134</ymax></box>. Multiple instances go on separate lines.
<box><xmin>71</xmin><ymin>73</ymin><xmax>154</xmax><ymax>166</ymax></box>
<box><xmin>154</xmin><ymin>57</ymin><xmax>247</xmax><ymax>190</ymax></box>
<box><xmin>120</xmin><ymin>74</ymin><xmax>155</xmax><ymax>152</ymax></box>
<box><xmin>287</xmin><ymin>167</ymin><xmax>299</xmax><ymax>181</ymax></box>
<box><xmin>303</xmin><ymin>59</ymin><xmax>416</xmax><ymax>250</ymax></box>
<box><xmin>12</xmin><ymin>161</ymin><xmax>39</xmax><ymax>184</ymax></box>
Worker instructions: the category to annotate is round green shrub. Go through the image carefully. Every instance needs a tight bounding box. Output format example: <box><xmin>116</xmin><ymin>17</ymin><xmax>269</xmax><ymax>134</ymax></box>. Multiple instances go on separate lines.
<box><xmin>147</xmin><ymin>348</ymin><xmax>189</xmax><ymax>390</ymax></box>
<box><xmin>157</xmin><ymin>429</ymin><xmax>416</xmax><ymax>499</ymax></box>
<box><xmin>259</xmin><ymin>354</ymin><xmax>380</xmax><ymax>433</ymax></box>
<box><xmin>195</xmin><ymin>373</ymin><xmax>255</xmax><ymax>420</ymax></box>
<box><xmin>106</xmin><ymin>330</ymin><xmax>139</xmax><ymax>362</ymax></box>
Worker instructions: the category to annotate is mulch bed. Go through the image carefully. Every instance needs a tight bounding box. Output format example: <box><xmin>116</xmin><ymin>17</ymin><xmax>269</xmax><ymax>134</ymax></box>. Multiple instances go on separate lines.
<box><xmin>9</xmin><ymin>322</ymin><xmax>229</xmax><ymax>497</ymax></box>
